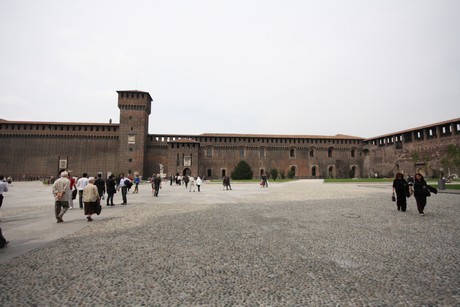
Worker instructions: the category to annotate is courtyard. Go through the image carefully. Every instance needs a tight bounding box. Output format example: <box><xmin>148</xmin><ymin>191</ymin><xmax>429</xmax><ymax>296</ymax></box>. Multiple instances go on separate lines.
<box><xmin>0</xmin><ymin>180</ymin><xmax>459</xmax><ymax>306</ymax></box>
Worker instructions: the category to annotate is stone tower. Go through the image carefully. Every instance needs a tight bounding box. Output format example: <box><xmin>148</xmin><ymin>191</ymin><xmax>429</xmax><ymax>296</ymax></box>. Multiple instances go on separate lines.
<box><xmin>117</xmin><ymin>90</ymin><xmax>152</xmax><ymax>177</ymax></box>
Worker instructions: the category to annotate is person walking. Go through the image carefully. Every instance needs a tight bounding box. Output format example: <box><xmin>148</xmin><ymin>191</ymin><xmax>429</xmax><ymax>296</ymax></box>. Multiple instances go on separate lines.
<box><xmin>0</xmin><ymin>175</ymin><xmax>9</xmax><ymax>212</ymax></box>
<box><xmin>94</xmin><ymin>174</ymin><xmax>106</xmax><ymax>200</ymax></box>
<box><xmin>119</xmin><ymin>174</ymin><xmax>131</xmax><ymax>205</ymax></box>
<box><xmin>183</xmin><ymin>175</ymin><xmax>189</xmax><ymax>189</ymax></box>
<box><xmin>83</xmin><ymin>177</ymin><xmax>101</xmax><ymax>222</ymax></box>
<box><xmin>52</xmin><ymin>171</ymin><xmax>71</xmax><ymax>223</ymax></box>
<box><xmin>189</xmin><ymin>175</ymin><xmax>196</xmax><ymax>192</ymax></box>
<box><xmin>0</xmin><ymin>227</ymin><xmax>9</xmax><ymax>248</ymax></box>
<box><xmin>392</xmin><ymin>173</ymin><xmax>409</xmax><ymax>212</ymax></box>
<box><xmin>152</xmin><ymin>174</ymin><xmax>162</xmax><ymax>197</ymax></box>
<box><xmin>106</xmin><ymin>175</ymin><xmax>116</xmax><ymax>206</ymax></box>
<box><xmin>76</xmin><ymin>173</ymin><xmax>89</xmax><ymax>209</ymax></box>
<box><xmin>196</xmin><ymin>176</ymin><xmax>202</xmax><ymax>192</ymax></box>
<box><xmin>223</xmin><ymin>176</ymin><xmax>232</xmax><ymax>190</ymax></box>
<box><xmin>260</xmin><ymin>174</ymin><xmax>268</xmax><ymax>188</ymax></box>
<box><xmin>68</xmin><ymin>172</ymin><xmax>76</xmax><ymax>210</ymax></box>
<box><xmin>133</xmin><ymin>175</ymin><xmax>140</xmax><ymax>194</ymax></box>
<box><xmin>413</xmin><ymin>173</ymin><xmax>437</xmax><ymax>216</ymax></box>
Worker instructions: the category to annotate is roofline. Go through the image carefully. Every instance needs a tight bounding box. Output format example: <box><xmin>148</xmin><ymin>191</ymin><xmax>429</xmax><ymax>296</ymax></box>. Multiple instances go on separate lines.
<box><xmin>0</xmin><ymin>119</ymin><xmax>119</xmax><ymax>126</ymax></box>
<box><xmin>116</xmin><ymin>90</ymin><xmax>153</xmax><ymax>102</ymax></box>
<box><xmin>364</xmin><ymin>118</ymin><xmax>460</xmax><ymax>141</ymax></box>
<box><xmin>148</xmin><ymin>132</ymin><xmax>363</xmax><ymax>140</ymax></box>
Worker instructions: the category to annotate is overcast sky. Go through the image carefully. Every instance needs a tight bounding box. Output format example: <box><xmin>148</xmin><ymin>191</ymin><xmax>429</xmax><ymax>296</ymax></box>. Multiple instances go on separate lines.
<box><xmin>1</xmin><ymin>0</ymin><xmax>459</xmax><ymax>138</ymax></box>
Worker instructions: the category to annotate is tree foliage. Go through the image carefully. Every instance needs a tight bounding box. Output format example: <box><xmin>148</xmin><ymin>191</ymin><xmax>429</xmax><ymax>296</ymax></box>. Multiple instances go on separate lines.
<box><xmin>287</xmin><ymin>169</ymin><xmax>296</xmax><ymax>179</ymax></box>
<box><xmin>231</xmin><ymin>160</ymin><xmax>253</xmax><ymax>180</ymax></box>
<box><xmin>441</xmin><ymin>144</ymin><xmax>460</xmax><ymax>169</ymax></box>
<box><xmin>269</xmin><ymin>168</ymin><xmax>278</xmax><ymax>181</ymax></box>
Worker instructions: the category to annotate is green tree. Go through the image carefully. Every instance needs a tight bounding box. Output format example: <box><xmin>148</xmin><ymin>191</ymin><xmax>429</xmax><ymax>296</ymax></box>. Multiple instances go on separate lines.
<box><xmin>441</xmin><ymin>144</ymin><xmax>460</xmax><ymax>171</ymax></box>
<box><xmin>231</xmin><ymin>160</ymin><xmax>253</xmax><ymax>180</ymax></box>
<box><xmin>269</xmin><ymin>168</ymin><xmax>278</xmax><ymax>181</ymax></box>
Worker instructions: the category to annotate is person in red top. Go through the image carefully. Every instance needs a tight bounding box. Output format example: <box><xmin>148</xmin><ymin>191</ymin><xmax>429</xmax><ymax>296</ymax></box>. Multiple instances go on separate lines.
<box><xmin>68</xmin><ymin>172</ymin><xmax>76</xmax><ymax>209</ymax></box>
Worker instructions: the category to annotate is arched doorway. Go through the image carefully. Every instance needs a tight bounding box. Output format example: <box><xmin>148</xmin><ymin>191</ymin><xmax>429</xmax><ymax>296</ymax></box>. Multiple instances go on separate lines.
<box><xmin>311</xmin><ymin>166</ymin><xmax>317</xmax><ymax>177</ymax></box>
<box><xmin>289</xmin><ymin>166</ymin><xmax>297</xmax><ymax>178</ymax></box>
<box><xmin>221</xmin><ymin>169</ymin><xmax>226</xmax><ymax>178</ymax></box>
<box><xmin>328</xmin><ymin>166</ymin><xmax>335</xmax><ymax>178</ymax></box>
<box><xmin>182</xmin><ymin>168</ymin><xmax>191</xmax><ymax>176</ymax></box>
<box><xmin>350</xmin><ymin>166</ymin><xmax>358</xmax><ymax>178</ymax></box>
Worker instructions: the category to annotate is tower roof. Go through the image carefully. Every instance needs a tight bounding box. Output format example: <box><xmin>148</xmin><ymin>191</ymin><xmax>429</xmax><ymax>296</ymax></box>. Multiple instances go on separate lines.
<box><xmin>116</xmin><ymin>90</ymin><xmax>153</xmax><ymax>102</ymax></box>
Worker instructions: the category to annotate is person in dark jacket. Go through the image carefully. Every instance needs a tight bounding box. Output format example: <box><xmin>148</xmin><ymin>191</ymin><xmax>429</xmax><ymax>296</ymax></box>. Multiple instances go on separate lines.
<box><xmin>393</xmin><ymin>173</ymin><xmax>409</xmax><ymax>212</ymax></box>
<box><xmin>94</xmin><ymin>174</ymin><xmax>106</xmax><ymax>199</ymax></box>
<box><xmin>413</xmin><ymin>173</ymin><xmax>437</xmax><ymax>216</ymax></box>
<box><xmin>106</xmin><ymin>175</ymin><xmax>117</xmax><ymax>206</ymax></box>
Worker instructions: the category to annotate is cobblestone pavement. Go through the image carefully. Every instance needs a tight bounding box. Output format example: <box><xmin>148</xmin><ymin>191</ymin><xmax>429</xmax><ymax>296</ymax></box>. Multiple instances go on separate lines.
<box><xmin>0</xmin><ymin>180</ymin><xmax>459</xmax><ymax>306</ymax></box>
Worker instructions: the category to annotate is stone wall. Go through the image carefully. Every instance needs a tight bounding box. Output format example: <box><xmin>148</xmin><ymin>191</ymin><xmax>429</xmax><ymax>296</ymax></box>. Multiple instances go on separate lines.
<box><xmin>0</xmin><ymin>122</ymin><xmax>119</xmax><ymax>179</ymax></box>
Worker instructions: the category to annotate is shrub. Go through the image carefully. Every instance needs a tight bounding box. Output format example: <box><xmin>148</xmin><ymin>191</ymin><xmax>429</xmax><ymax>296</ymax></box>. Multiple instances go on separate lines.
<box><xmin>231</xmin><ymin>160</ymin><xmax>253</xmax><ymax>180</ymax></box>
<box><xmin>269</xmin><ymin>168</ymin><xmax>278</xmax><ymax>181</ymax></box>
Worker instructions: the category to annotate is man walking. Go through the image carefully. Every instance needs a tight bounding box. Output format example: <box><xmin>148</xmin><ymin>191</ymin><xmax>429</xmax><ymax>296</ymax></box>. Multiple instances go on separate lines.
<box><xmin>76</xmin><ymin>173</ymin><xmax>89</xmax><ymax>209</ymax></box>
<box><xmin>52</xmin><ymin>171</ymin><xmax>71</xmax><ymax>223</ymax></box>
<box><xmin>106</xmin><ymin>175</ymin><xmax>116</xmax><ymax>206</ymax></box>
<box><xmin>94</xmin><ymin>173</ymin><xmax>106</xmax><ymax>199</ymax></box>
<box><xmin>0</xmin><ymin>175</ymin><xmax>8</xmax><ymax>210</ymax></box>
<box><xmin>153</xmin><ymin>174</ymin><xmax>162</xmax><ymax>197</ymax></box>
<box><xmin>119</xmin><ymin>174</ymin><xmax>131</xmax><ymax>205</ymax></box>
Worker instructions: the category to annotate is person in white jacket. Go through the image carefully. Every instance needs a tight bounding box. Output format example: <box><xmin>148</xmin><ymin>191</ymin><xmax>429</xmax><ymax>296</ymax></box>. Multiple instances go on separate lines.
<box><xmin>196</xmin><ymin>177</ymin><xmax>203</xmax><ymax>192</ymax></box>
<box><xmin>189</xmin><ymin>176</ymin><xmax>196</xmax><ymax>192</ymax></box>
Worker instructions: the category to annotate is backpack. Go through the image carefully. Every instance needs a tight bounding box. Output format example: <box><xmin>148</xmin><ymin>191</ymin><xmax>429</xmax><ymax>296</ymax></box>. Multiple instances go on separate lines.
<box><xmin>124</xmin><ymin>179</ymin><xmax>133</xmax><ymax>189</ymax></box>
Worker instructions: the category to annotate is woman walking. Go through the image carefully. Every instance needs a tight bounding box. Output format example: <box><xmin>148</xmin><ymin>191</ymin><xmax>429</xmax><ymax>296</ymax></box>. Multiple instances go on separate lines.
<box><xmin>83</xmin><ymin>177</ymin><xmax>101</xmax><ymax>221</ymax></box>
<box><xmin>392</xmin><ymin>173</ymin><xmax>409</xmax><ymax>212</ymax></box>
<box><xmin>413</xmin><ymin>173</ymin><xmax>436</xmax><ymax>216</ymax></box>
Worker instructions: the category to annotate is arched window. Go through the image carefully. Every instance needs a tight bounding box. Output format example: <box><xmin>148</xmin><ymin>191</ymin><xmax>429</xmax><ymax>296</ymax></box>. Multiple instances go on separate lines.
<box><xmin>206</xmin><ymin>147</ymin><xmax>212</xmax><ymax>158</ymax></box>
<box><xmin>309</xmin><ymin>148</ymin><xmax>315</xmax><ymax>158</ymax></box>
<box><xmin>289</xmin><ymin>148</ymin><xmax>295</xmax><ymax>158</ymax></box>
<box><xmin>259</xmin><ymin>147</ymin><xmax>265</xmax><ymax>158</ymax></box>
<box><xmin>328</xmin><ymin>147</ymin><xmax>334</xmax><ymax>158</ymax></box>
<box><xmin>239</xmin><ymin>147</ymin><xmax>245</xmax><ymax>158</ymax></box>
<box><xmin>351</xmin><ymin>148</ymin><xmax>356</xmax><ymax>158</ymax></box>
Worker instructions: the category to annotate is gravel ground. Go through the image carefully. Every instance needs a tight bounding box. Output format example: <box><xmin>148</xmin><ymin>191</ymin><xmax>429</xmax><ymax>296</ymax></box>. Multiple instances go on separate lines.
<box><xmin>0</xmin><ymin>180</ymin><xmax>459</xmax><ymax>306</ymax></box>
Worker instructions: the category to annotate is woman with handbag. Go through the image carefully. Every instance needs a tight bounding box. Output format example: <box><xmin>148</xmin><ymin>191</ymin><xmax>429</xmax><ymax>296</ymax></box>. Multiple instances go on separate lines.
<box><xmin>392</xmin><ymin>173</ymin><xmax>409</xmax><ymax>212</ymax></box>
<box><xmin>83</xmin><ymin>177</ymin><xmax>101</xmax><ymax>221</ymax></box>
<box><xmin>413</xmin><ymin>173</ymin><xmax>431</xmax><ymax>216</ymax></box>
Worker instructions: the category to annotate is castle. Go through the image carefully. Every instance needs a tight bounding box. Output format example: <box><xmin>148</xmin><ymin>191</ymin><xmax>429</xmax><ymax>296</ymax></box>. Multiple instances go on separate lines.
<box><xmin>1</xmin><ymin>90</ymin><xmax>459</xmax><ymax>180</ymax></box>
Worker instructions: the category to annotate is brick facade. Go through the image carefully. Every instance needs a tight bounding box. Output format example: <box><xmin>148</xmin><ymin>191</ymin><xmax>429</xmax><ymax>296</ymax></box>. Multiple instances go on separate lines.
<box><xmin>0</xmin><ymin>90</ymin><xmax>459</xmax><ymax>180</ymax></box>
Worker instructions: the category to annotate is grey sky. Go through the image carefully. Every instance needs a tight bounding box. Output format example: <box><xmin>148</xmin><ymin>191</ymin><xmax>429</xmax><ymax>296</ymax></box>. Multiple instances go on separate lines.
<box><xmin>1</xmin><ymin>0</ymin><xmax>459</xmax><ymax>138</ymax></box>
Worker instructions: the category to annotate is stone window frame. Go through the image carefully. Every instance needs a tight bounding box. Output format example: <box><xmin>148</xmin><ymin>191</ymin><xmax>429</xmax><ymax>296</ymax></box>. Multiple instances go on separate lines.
<box><xmin>328</xmin><ymin>147</ymin><xmax>334</xmax><ymax>158</ymax></box>
<box><xmin>289</xmin><ymin>147</ymin><xmax>296</xmax><ymax>159</ymax></box>
<box><xmin>259</xmin><ymin>147</ymin><xmax>266</xmax><ymax>158</ymax></box>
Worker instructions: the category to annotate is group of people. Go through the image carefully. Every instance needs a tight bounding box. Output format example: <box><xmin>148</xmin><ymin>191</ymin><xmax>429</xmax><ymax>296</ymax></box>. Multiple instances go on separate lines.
<box><xmin>223</xmin><ymin>176</ymin><xmax>232</xmax><ymax>190</ymax></box>
<box><xmin>392</xmin><ymin>172</ymin><xmax>438</xmax><ymax>215</ymax></box>
<box><xmin>159</xmin><ymin>174</ymin><xmax>204</xmax><ymax>194</ymax></box>
<box><xmin>52</xmin><ymin>171</ymin><xmax>134</xmax><ymax>223</ymax></box>
<box><xmin>260</xmin><ymin>174</ymin><xmax>269</xmax><ymax>188</ymax></box>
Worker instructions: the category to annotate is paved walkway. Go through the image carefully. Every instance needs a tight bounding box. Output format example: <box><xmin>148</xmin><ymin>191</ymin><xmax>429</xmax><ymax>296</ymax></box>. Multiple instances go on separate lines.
<box><xmin>0</xmin><ymin>180</ymin><xmax>459</xmax><ymax>306</ymax></box>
